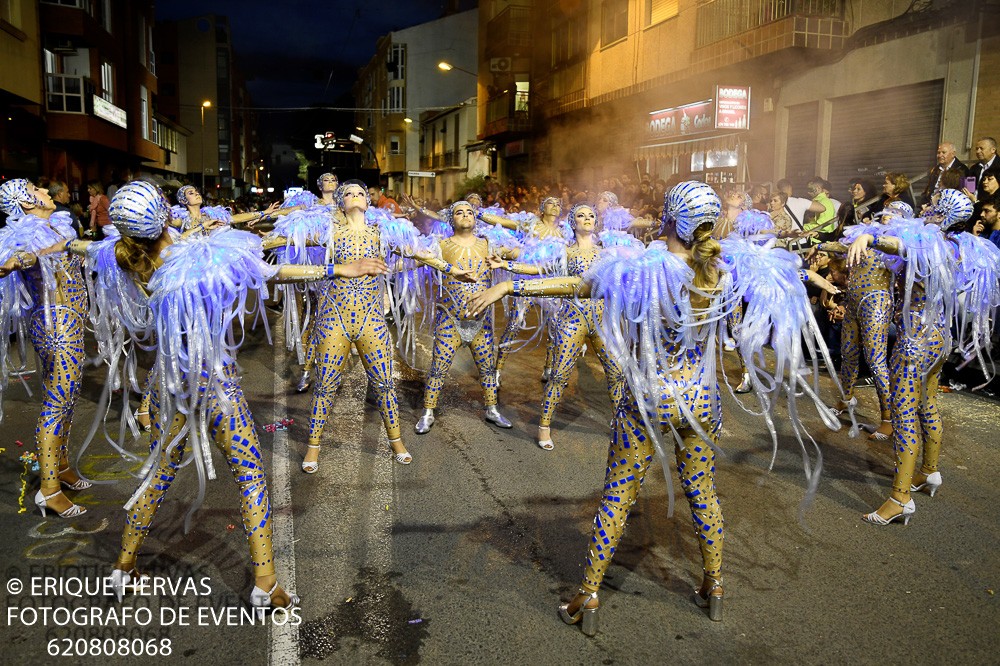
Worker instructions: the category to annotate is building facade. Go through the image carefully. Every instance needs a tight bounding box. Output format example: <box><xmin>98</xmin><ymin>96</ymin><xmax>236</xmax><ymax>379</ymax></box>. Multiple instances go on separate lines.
<box><xmin>156</xmin><ymin>15</ymin><xmax>258</xmax><ymax>198</ymax></box>
<box><xmin>417</xmin><ymin>96</ymin><xmax>482</xmax><ymax>203</ymax></box>
<box><xmin>478</xmin><ymin>0</ymin><xmax>998</xmax><ymax>197</ymax></box>
<box><xmin>355</xmin><ymin>8</ymin><xmax>479</xmax><ymax>195</ymax></box>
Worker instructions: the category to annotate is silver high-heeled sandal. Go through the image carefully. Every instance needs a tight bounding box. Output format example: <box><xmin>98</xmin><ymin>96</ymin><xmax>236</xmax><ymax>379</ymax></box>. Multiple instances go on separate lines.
<box><xmin>296</xmin><ymin>370</ymin><xmax>312</xmax><ymax>393</ymax></box>
<box><xmin>484</xmin><ymin>405</ymin><xmax>512</xmax><ymax>428</ymax></box>
<box><xmin>862</xmin><ymin>496</ymin><xmax>915</xmax><ymax>526</ymax></box>
<box><xmin>108</xmin><ymin>568</ymin><xmax>150</xmax><ymax>602</ymax></box>
<box><xmin>389</xmin><ymin>438</ymin><xmax>412</xmax><ymax>465</ymax></box>
<box><xmin>58</xmin><ymin>467</ymin><xmax>93</xmax><ymax>491</ymax></box>
<box><xmin>301</xmin><ymin>444</ymin><xmax>320</xmax><ymax>474</ymax></box>
<box><xmin>910</xmin><ymin>471</ymin><xmax>942</xmax><ymax>497</ymax></box>
<box><xmin>558</xmin><ymin>589</ymin><xmax>599</xmax><ymax>636</ymax></box>
<box><xmin>414</xmin><ymin>409</ymin><xmax>435</xmax><ymax>434</ymax></box>
<box><xmin>133</xmin><ymin>408</ymin><xmax>152</xmax><ymax>433</ymax></box>
<box><xmin>250</xmin><ymin>582</ymin><xmax>300</xmax><ymax>620</ymax></box>
<box><xmin>693</xmin><ymin>576</ymin><xmax>724</xmax><ymax>621</ymax></box>
<box><xmin>34</xmin><ymin>489</ymin><xmax>86</xmax><ymax>518</ymax></box>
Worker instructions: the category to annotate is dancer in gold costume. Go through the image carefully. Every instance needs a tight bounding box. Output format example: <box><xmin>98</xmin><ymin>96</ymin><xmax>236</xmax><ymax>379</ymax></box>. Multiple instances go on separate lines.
<box><xmin>470</xmin><ymin>182</ymin><xmax>839</xmax><ymax>633</ymax></box>
<box><xmin>413</xmin><ymin>200</ymin><xmax>539</xmax><ymax>434</ymax></box>
<box><xmin>0</xmin><ymin>179</ymin><xmax>91</xmax><ymax>518</ymax></box>
<box><xmin>59</xmin><ymin>181</ymin><xmax>384</xmax><ymax>613</ymax></box>
<box><xmin>531</xmin><ymin>204</ymin><xmax>625</xmax><ymax>451</ymax></box>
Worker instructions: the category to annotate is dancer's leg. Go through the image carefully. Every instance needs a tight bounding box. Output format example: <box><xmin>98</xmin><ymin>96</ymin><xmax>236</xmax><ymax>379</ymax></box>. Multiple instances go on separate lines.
<box><xmin>469</xmin><ymin>315</ymin><xmax>500</xmax><ymax>407</ymax></box>
<box><xmin>539</xmin><ymin>315</ymin><xmax>587</xmax><ymax>428</ymax></box>
<box><xmin>115</xmin><ymin>407</ymin><xmax>187</xmax><ymax>572</ymax></box>
<box><xmin>31</xmin><ymin>309</ymin><xmax>86</xmax><ymax>510</ymax></box>
<box><xmin>423</xmin><ymin>311</ymin><xmax>461</xmax><ymax>409</ymax></box>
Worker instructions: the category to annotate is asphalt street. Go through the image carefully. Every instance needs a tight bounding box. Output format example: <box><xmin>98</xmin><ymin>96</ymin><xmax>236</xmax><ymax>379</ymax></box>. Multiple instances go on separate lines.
<box><xmin>1</xmin><ymin>311</ymin><xmax>998</xmax><ymax>665</ymax></box>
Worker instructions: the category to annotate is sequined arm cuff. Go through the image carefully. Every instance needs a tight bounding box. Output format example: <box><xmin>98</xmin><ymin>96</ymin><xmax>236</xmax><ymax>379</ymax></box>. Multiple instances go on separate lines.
<box><xmin>511</xmin><ymin>276</ymin><xmax>582</xmax><ymax>298</ymax></box>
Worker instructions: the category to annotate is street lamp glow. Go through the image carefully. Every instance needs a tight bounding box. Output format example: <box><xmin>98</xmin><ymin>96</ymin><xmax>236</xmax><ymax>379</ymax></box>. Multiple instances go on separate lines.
<box><xmin>403</xmin><ymin>117</ymin><xmax>413</xmax><ymax>124</ymax></box>
<box><xmin>202</xmin><ymin>100</ymin><xmax>212</xmax><ymax>108</ymax></box>
<box><xmin>437</xmin><ymin>61</ymin><xmax>453</xmax><ymax>71</ymax></box>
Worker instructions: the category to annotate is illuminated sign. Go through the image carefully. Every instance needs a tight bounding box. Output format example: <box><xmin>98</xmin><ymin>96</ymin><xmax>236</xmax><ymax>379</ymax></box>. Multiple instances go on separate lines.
<box><xmin>92</xmin><ymin>95</ymin><xmax>127</xmax><ymax>128</ymax></box>
<box><xmin>646</xmin><ymin>100</ymin><xmax>714</xmax><ymax>141</ymax></box>
<box><xmin>715</xmin><ymin>86</ymin><xmax>751</xmax><ymax>130</ymax></box>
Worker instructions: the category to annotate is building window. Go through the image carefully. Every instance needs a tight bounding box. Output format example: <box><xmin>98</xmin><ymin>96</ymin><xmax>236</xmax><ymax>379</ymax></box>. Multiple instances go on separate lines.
<box><xmin>100</xmin><ymin>61</ymin><xmax>113</xmax><ymax>102</ymax></box>
<box><xmin>96</xmin><ymin>0</ymin><xmax>111</xmax><ymax>33</ymax></box>
<box><xmin>151</xmin><ymin>118</ymin><xmax>159</xmax><ymax>144</ymax></box>
<box><xmin>552</xmin><ymin>15</ymin><xmax>585</xmax><ymax>67</ymax></box>
<box><xmin>389</xmin><ymin>135</ymin><xmax>401</xmax><ymax>155</ymax></box>
<box><xmin>1</xmin><ymin>0</ymin><xmax>23</xmax><ymax>28</ymax></box>
<box><xmin>147</xmin><ymin>23</ymin><xmax>155</xmax><ymax>74</ymax></box>
<box><xmin>601</xmin><ymin>0</ymin><xmax>628</xmax><ymax>46</ymax></box>
<box><xmin>43</xmin><ymin>49</ymin><xmax>57</xmax><ymax>74</ymax></box>
<box><xmin>646</xmin><ymin>0</ymin><xmax>678</xmax><ymax>26</ymax></box>
<box><xmin>388</xmin><ymin>43</ymin><xmax>406</xmax><ymax>81</ymax></box>
<box><xmin>388</xmin><ymin>85</ymin><xmax>404</xmax><ymax>113</ymax></box>
<box><xmin>140</xmin><ymin>85</ymin><xmax>149</xmax><ymax>140</ymax></box>
<box><xmin>138</xmin><ymin>16</ymin><xmax>146</xmax><ymax>64</ymax></box>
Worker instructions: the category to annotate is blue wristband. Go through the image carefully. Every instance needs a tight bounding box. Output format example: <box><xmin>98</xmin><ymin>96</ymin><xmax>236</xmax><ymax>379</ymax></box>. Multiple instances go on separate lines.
<box><xmin>326</xmin><ymin>264</ymin><xmax>337</xmax><ymax>277</ymax></box>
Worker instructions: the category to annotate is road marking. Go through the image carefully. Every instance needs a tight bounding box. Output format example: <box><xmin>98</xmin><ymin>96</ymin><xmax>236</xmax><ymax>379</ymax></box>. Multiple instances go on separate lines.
<box><xmin>269</xmin><ymin>323</ymin><xmax>299</xmax><ymax>666</ymax></box>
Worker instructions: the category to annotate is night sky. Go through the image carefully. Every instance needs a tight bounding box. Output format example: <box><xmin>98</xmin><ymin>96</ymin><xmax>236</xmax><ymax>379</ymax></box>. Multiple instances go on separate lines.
<box><xmin>156</xmin><ymin>0</ymin><xmax>478</xmax><ymax>109</ymax></box>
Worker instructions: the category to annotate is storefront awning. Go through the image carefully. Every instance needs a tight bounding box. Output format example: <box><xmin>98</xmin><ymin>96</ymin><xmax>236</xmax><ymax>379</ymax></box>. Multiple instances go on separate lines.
<box><xmin>636</xmin><ymin>132</ymin><xmax>745</xmax><ymax>160</ymax></box>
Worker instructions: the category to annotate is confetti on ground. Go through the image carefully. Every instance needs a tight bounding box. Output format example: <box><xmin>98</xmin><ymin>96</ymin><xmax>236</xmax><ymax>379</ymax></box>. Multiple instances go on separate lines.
<box><xmin>226</xmin><ymin>524</ymin><xmax>236</xmax><ymax>531</ymax></box>
<box><xmin>262</xmin><ymin>418</ymin><xmax>295</xmax><ymax>433</ymax></box>
<box><xmin>15</xmin><ymin>440</ymin><xmax>24</xmax><ymax>447</ymax></box>
<box><xmin>345</xmin><ymin>597</ymin><xmax>353</xmax><ymax>603</ymax></box>
<box><xmin>407</xmin><ymin>618</ymin><xmax>423</xmax><ymax>625</ymax></box>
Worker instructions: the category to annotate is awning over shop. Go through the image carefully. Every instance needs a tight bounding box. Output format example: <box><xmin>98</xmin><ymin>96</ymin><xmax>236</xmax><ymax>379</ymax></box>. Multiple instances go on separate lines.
<box><xmin>636</xmin><ymin>132</ymin><xmax>744</xmax><ymax>160</ymax></box>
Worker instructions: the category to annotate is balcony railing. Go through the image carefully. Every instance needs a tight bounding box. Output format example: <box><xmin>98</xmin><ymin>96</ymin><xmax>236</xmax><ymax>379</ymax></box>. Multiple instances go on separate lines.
<box><xmin>484</xmin><ymin>90</ymin><xmax>530</xmax><ymax>137</ymax></box>
<box><xmin>46</xmin><ymin>73</ymin><xmax>94</xmax><ymax>113</ymax></box>
<box><xmin>420</xmin><ymin>151</ymin><xmax>463</xmax><ymax>170</ymax></box>
<box><xmin>485</xmin><ymin>4</ymin><xmax>531</xmax><ymax>56</ymax></box>
<box><xmin>696</xmin><ymin>0</ymin><xmax>843</xmax><ymax>47</ymax></box>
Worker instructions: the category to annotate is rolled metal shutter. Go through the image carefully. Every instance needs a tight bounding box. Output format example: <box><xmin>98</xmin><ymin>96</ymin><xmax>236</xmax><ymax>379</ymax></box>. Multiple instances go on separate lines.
<box><xmin>784</xmin><ymin>101</ymin><xmax>819</xmax><ymax>196</ymax></box>
<box><xmin>828</xmin><ymin>80</ymin><xmax>944</xmax><ymax>195</ymax></box>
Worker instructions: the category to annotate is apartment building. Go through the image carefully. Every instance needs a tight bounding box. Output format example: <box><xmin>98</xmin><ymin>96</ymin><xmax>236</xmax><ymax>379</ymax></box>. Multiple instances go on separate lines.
<box><xmin>355</xmin><ymin>8</ymin><xmax>479</xmax><ymax>195</ymax></box>
<box><xmin>478</xmin><ymin>0</ymin><xmax>998</xmax><ymax>194</ymax></box>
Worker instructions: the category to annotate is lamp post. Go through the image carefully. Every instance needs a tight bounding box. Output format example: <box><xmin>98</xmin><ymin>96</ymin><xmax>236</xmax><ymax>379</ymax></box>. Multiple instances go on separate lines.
<box><xmin>437</xmin><ymin>61</ymin><xmax>477</xmax><ymax>77</ymax></box>
<box><xmin>349</xmin><ymin>133</ymin><xmax>380</xmax><ymax>172</ymax></box>
<box><xmin>200</xmin><ymin>100</ymin><xmax>212</xmax><ymax>192</ymax></box>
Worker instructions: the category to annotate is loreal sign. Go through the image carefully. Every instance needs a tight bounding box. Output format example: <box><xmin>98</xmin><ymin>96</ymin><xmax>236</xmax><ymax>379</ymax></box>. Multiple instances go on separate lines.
<box><xmin>646</xmin><ymin>100</ymin><xmax>714</xmax><ymax>141</ymax></box>
<box><xmin>93</xmin><ymin>95</ymin><xmax>127</xmax><ymax>129</ymax></box>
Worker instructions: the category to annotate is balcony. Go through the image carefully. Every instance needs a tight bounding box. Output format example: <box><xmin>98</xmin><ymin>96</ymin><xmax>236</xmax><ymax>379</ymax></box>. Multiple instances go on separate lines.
<box><xmin>40</xmin><ymin>0</ymin><xmax>114</xmax><ymax>49</ymax></box>
<box><xmin>46</xmin><ymin>73</ymin><xmax>95</xmax><ymax>114</ymax></box>
<box><xmin>485</xmin><ymin>4</ymin><xmax>531</xmax><ymax>58</ymax></box>
<box><xmin>45</xmin><ymin>73</ymin><xmax>129</xmax><ymax>149</ymax></box>
<box><xmin>419</xmin><ymin>151</ymin><xmax>462</xmax><ymax>170</ymax></box>
<box><xmin>482</xmin><ymin>90</ymin><xmax>530</xmax><ymax>139</ymax></box>
<box><xmin>694</xmin><ymin>0</ymin><xmax>846</xmax><ymax>68</ymax></box>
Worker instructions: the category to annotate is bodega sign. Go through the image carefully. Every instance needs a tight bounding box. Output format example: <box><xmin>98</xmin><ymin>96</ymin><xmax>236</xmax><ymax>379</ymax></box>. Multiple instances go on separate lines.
<box><xmin>646</xmin><ymin>100</ymin><xmax>714</xmax><ymax>141</ymax></box>
<box><xmin>715</xmin><ymin>86</ymin><xmax>751</xmax><ymax>130</ymax></box>
<box><xmin>645</xmin><ymin>86</ymin><xmax>751</xmax><ymax>141</ymax></box>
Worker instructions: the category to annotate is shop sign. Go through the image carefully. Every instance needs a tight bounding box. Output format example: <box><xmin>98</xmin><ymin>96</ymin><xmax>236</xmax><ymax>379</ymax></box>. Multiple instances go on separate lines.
<box><xmin>93</xmin><ymin>95</ymin><xmax>127</xmax><ymax>128</ymax></box>
<box><xmin>715</xmin><ymin>86</ymin><xmax>751</xmax><ymax>130</ymax></box>
<box><xmin>407</xmin><ymin>171</ymin><xmax>436</xmax><ymax>178</ymax></box>
<box><xmin>646</xmin><ymin>100</ymin><xmax>714</xmax><ymax>141</ymax></box>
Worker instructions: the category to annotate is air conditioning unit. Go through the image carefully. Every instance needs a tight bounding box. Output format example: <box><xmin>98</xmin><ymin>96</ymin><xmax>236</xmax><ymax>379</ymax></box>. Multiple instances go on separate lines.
<box><xmin>489</xmin><ymin>58</ymin><xmax>512</xmax><ymax>73</ymax></box>
<box><xmin>52</xmin><ymin>40</ymin><xmax>77</xmax><ymax>55</ymax></box>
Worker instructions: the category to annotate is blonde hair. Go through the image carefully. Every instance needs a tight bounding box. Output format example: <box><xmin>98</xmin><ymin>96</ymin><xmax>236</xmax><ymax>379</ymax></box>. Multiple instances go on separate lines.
<box><xmin>688</xmin><ymin>222</ymin><xmax>721</xmax><ymax>309</ymax></box>
<box><xmin>114</xmin><ymin>235</ymin><xmax>159</xmax><ymax>285</ymax></box>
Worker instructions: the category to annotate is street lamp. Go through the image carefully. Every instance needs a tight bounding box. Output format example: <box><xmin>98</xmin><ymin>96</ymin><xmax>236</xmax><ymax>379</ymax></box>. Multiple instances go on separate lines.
<box><xmin>437</xmin><ymin>61</ymin><xmax>477</xmax><ymax>77</ymax></box>
<box><xmin>350</xmin><ymin>133</ymin><xmax>380</xmax><ymax>172</ymax></box>
<box><xmin>200</xmin><ymin>100</ymin><xmax>212</xmax><ymax>192</ymax></box>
